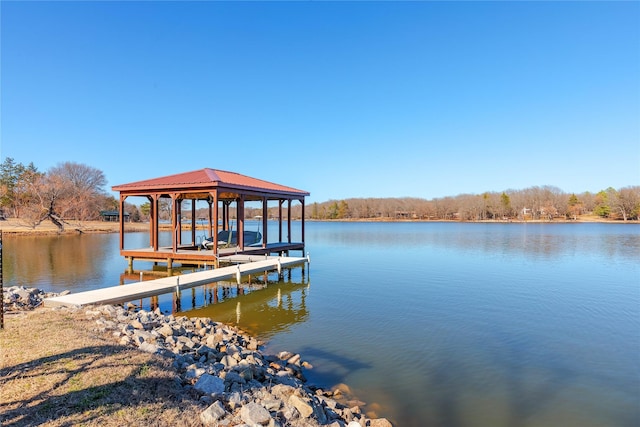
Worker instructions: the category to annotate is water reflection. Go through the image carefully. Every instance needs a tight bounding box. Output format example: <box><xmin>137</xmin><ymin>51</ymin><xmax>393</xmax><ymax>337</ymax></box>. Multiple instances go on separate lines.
<box><xmin>181</xmin><ymin>275</ymin><xmax>310</xmax><ymax>339</ymax></box>
<box><xmin>114</xmin><ymin>264</ymin><xmax>310</xmax><ymax>340</ymax></box>
<box><xmin>3</xmin><ymin>234</ymin><xmax>118</xmax><ymax>291</ymax></box>
<box><xmin>308</xmin><ymin>222</ymin><xmax>640</xmax><ymax>261</ymax></box>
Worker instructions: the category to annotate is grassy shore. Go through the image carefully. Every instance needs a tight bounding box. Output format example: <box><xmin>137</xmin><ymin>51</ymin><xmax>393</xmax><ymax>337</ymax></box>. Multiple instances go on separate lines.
<box><xmin>0</xmin><ymin>218</ymin><xmax>148</xmax><ymax>236</ymax></box>
<box><xmin>0</xmin><ymin>308</ymin><xmax>202</xmax><ymax>427</ymax></box>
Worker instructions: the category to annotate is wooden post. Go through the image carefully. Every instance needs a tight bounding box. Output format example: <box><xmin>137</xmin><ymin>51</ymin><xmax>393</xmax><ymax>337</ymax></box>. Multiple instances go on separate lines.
<box><xmin>191</xmin><ymin>198</ymin><xmax>196</xmax><ymax>246</ymax></box>
<box><xmin>301</xmin><ymin>198</ymin><xmax>306</xmax><ymax>249</ymax></box>
<box><xmin>119</xmin><ymin>196</ymin><xmax>126</xmax><ymax>251</ymax></box>
<box><xmin>174</xmin><ymin>276</ymin><xmax>181</xmax><ymax>312</ymax></box>
<box><xmin>213</xmin><ymin>192</ymin><xmax>219</xmax><ymax>257</ymax></box>
<box><xmin>262</xmin><ymin>197</ymin><xmax>268</xmax><ymax>248</ymax></box>
<box><xmin>176</xmin><ymin>198</ymin><xmax>183</xmax><ymax>246</ymax></box>
<box><xmin>278</xmin><ymin>199</ymin><xmax>284</xmax><ymax>243</ymax></box>
<box><xmin>203</xmin><ymin>284</ymin><xmax>208</xmax><ymax>307</ymax></box>
<box><xmin>153</xmin><ymin>194</ymin><xmax>160</xmax><ymax>251</ymax></box>
<box><xmin>207</xmin><ymin>197</ymin><xmax>213</xmax><ymax>239</ymax></box>
<box><xmin>147</xmin><ymin>195</ymin><xmax>154</xmax><ymax>248</ymax></box>
<box><xmin>171</xmin><ymin>195</ymin><xmax>179</xmax><ymax>253</ymax></box>
<box><xmin>173</xmin><ymin>293</ymin><xmax>181</xmax><ymax>313</ymax></box>
<box><xmin>238</xmin><ymin>196</ymin><xmax>245</xmax><ymax>249</ymax></box>
<box><xmin>288</xmin><ymin>200</ymin><xmax>292</xmax><ymax>244</ymax></box>
<box><xmin>220</xmin><ymin>201</ymin><xmax>225</xmax><ymax>231</ymax></box>
<box><xmin>222</xmin><ymin>201</ymin><xmax>228</xmax><ymax>231</ymax></box>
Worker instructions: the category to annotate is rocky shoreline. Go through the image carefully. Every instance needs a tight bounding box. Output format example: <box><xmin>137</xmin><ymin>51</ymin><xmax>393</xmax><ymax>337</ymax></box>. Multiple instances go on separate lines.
<box><xmin>3</xmin><ymin>286</ymin><xmax>393</xmax><ymax>427</ymax></box>
<box><xmin>2</xmin><ymin>286</ymin><xmax>68</xmax><ymax>311</ymax></box>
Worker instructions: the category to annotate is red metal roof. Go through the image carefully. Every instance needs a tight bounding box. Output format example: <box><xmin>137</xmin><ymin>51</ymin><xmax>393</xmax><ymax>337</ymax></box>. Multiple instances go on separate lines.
<box><xmin>112</xmin><ymin>168</ymin><xmax>309</xmax><ymax>197</ymax></box>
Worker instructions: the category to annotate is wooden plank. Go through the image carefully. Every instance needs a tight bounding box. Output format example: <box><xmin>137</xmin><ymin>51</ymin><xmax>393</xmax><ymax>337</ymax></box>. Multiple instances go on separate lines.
<box><xmin>44</xmin><ymin>257</ymin><xmax>308</xmax><ymax>308</ymax></box>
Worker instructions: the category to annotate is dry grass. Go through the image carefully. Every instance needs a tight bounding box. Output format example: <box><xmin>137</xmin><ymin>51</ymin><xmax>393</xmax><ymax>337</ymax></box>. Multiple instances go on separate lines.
<box><xmin>0</xmin><ymin>308</ymin><xmax>203</xmax><ymax>427</ymax></box>
<box><xmin>0</xmin><ymin>218</ymin><xmax>151</xmax><ymax>236</ymax></box>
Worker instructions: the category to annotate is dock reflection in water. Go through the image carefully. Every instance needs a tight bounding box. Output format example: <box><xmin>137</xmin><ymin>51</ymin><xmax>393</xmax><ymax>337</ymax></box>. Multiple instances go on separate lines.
<box><xmin>180</xmin><ymin>268</ymin><xmax>310</xmax><ymax>339</ymax></box>
<box><xmin>181</xmin><ymin>271</ymin><xmax>310</xmax><ymax>340</ymax></box>
<box><xmin>117</xmin><ymin>264</ymin><xmax>310</xmax><ymax>340</ymax></box>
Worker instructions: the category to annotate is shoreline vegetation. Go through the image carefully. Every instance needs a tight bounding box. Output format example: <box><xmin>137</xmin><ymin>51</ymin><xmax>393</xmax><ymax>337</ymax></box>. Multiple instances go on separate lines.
<box><xmin>0</xmin><ymin>215</ymin><xmax>636</xmax><ymax>237</ymax></box>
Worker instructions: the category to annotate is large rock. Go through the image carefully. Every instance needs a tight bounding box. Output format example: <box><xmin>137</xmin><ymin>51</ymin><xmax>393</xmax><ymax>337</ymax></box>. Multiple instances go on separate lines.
<box><xmin>220</xmin><ymin>354</ymin><xmax>238</xmax><ymax>368</ymax></box>
<box><xmin>200</xmin><ymin>400</ymin><xmax>227</xmax><ymax>426</ymax></box>
<box><xmin>158</xmin><ymin>324</ymin><xmax>175</xmax><ymax>337</ymax></box>
<box><xmin>138</xmin><ymin>342</ymin><xmax>161</xmax><ymax>354</ymax></box>
<box><xmin>223</xmin><ymin>370</ymin><xmax>245</xmax><ymax>386</ymax></box>
<box><xmin>289</xmin><ymin>395</ymin><xmax>314</xmax><ymax>418</ymax></box>
<box><xmin>240</xmin><ymin>402</ymin><xmax>271</xmax><ymax>426</ymax></box>
<box><xmin>15</xmin><ymin>288</ymin><xmax>31</xmax><ymax>301</ymax></box>
<box><xmin>270</xmin><ymin>384</ymin><xmax>297</xmax><ymax>400</ymax></box>
<box><xmin>194</xmin><ymin>374</ymin><xmax>225</xmax><ymax>395</ymax></box>
<box><xmin>184</xmin><ymin>365</ymin><xmax>206</xmax><ymax>380</ymax></box>
<box><xmin>277</xmin><ymin>351</ymin><xmax>294</xmax><ymax>360</ymax></box>
<box><xmin>131</xmin><ymin>330</ymin><xmax>155</xmax><ymax>345</ymax></box>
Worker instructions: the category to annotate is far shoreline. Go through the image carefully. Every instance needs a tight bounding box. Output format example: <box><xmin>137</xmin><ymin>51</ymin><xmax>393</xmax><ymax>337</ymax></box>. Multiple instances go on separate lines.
<box><xmin>0</xmin><ymin>215</ymin><xmax>636</xmax><ymax>237</ymax></box>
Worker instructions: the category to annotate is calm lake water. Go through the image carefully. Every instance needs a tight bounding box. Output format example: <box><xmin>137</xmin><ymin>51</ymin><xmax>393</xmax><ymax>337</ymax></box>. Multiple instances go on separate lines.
<box><xmin>4</xmin><ymin>222</ymin><xmax>639</xmax><ymax>427</ymax></box>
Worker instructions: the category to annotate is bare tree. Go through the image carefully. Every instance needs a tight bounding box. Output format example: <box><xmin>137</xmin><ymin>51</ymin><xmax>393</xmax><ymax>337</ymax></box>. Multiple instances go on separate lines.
<box><xmin>55</xmin><ymin>162</ymin><xmax>107</xmax><ymax>221</ymax></box>
<box><xmin>159</xmin><ymin>198</ymin><xmax>172</xmax><ymax>221</ymax></box>
<box><xmin>25</xmin><ymin>172</ymin><xmax>68</xmax><ymax>230</ymax></box>
<box><xmin>506</xmin><ymin>189</ymin><xmax>528</xmax><ymax>220</ymax></box>
<box><xmin>25</xmin><ymin>162</ymin><xmax>108</xmax><ymax>231</ymax></box>
<box><xmin>612</xmin><ymin>186</ymin><xmax>640</xmax><ymax>221</ymax></box>
<box><xmin>579</xmin><ymin>191</ymin><xmax>596</xmax><ymax>214</ymax></box>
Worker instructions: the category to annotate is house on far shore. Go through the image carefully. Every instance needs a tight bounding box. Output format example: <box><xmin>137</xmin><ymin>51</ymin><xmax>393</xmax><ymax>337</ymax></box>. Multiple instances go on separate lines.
<box><xmin>100</xmin><ymin>210</ymin><xmax>130</xmax><ymax>222</ymax></box>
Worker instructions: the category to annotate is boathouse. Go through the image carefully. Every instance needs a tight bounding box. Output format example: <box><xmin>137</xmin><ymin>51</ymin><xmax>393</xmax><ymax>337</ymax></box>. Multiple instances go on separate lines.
<box><xmin>100</xmin><ymin>210</ymin><xmax>130</xmax><ymax>222</ymax></box>
<box><xmin>112</xmin><ymin>168</ymin><xmax>309</xmax><ymax>272</ymax></box>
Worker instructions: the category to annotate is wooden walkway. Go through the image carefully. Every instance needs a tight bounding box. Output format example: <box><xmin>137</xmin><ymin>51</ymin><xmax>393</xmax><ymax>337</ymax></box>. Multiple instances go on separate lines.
<box><xmin>44</xmin><ymin>256</ymin><xmax>309</xmax><ymax>308</ymax></box>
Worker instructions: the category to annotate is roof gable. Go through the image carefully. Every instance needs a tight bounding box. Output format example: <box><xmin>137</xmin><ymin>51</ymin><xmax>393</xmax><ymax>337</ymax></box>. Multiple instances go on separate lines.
<box><xmin>112</xmin><ymin>168</ymin><xmax>309</xmax><ymax>197</ymax></box>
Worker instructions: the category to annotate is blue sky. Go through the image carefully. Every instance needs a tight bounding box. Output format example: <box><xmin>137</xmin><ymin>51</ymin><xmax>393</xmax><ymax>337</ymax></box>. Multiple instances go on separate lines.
<box><xmin>2</xmin><ymin>1</ymin><xmax>638</xmax><ymax>203</ymax></box>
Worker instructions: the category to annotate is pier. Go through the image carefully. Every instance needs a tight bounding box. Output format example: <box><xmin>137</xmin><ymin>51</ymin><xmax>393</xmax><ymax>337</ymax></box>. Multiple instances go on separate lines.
<box><xmin>44</xmin><ymin>255</ymin><xmax>309</xmax><ymax>308</ymax></box>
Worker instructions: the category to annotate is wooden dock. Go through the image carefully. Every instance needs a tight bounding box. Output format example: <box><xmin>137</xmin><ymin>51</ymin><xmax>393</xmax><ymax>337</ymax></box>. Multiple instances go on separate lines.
<box><xmin>44</xmin><ymin>256</ymin><xmax>309</xmax><ymax>308</ymax></box>
<box><xmin>120</xmin><ymin>242</ymin><xmax>306</xmax><ymax>275</ymax></box>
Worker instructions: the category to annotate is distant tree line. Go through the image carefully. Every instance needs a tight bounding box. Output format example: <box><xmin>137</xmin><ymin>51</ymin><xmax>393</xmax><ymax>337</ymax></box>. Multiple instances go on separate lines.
<box><xmin>307</xmin><ymin>185</ymin><xmax>640</xmax><ymax>222</ymax></box>
<box><xmin>2</xmin><ymin>157</ymin><xmax>638</xmax><ymax>229</ymax></box>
